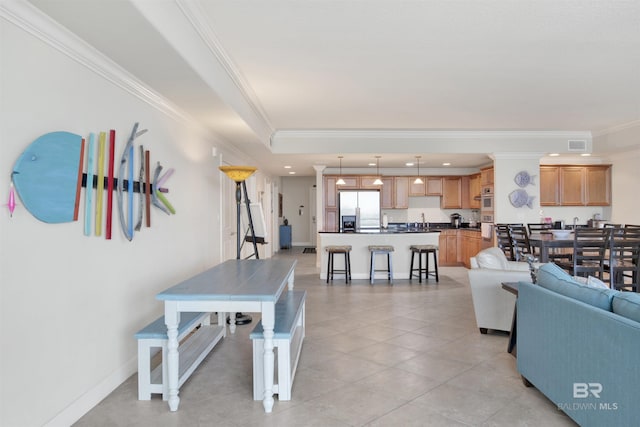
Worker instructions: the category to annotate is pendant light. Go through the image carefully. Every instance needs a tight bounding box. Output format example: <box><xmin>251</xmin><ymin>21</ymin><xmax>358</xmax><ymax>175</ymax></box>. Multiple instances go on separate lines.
<box><xmin>373</xmin><ymin>156</ymin><xmax>383</xmax><ymax>185</ymax></box>
<box><xmin>414</xmin><ymin>156</ymin><xmax>424</xmax><ymax>184</ymax></box>
<box><xmin>336</xmin><ymin>156</ymin><xmax>346</xmax><ymax>185</ymax></box>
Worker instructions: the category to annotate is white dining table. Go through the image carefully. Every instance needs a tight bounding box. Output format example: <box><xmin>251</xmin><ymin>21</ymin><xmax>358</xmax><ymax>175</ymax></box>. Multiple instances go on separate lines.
<box><xmin>156</xmin><ymin>258</ymin><xmax>297</xmax><ymax>413</ymax></box>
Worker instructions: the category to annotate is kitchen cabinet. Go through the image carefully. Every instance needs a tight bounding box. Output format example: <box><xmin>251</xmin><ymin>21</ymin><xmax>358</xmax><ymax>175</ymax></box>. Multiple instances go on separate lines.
<box><xmin>441</xmin><ymin>177</ymin><xmax>462</xmax><ymax>209</ymax></box>
<box><xmin>468</xmin><ymin>173</ymin><xmax>481</xmax><ymax>209</ymax></box>
<box><xmin>540</xmin><ymin>167</ymin><xmax>560</xmax><ymax>206</ymax></box>
<box><xmin>324</xmin><ymin>176</ymin><xmax>338</xmax><ymax>208</ymax></box>
<box><xmin>409</xmin><ymin>178</ymin><xmax>426</xmax><ymax>196</ymax></box>
<box><xmin>480</xmin><ymin>167</ymin><xmax>494</xmax><ymax>186</ymax></box>
<box><xmin>560</xmin><ymin>167</ymin><xmax>585</xmax><ymax>206</ymax></box>
<box><xmin>459</xmin><ymin>230</ymin><xmax>481</xmax><ymax>268</ymax></box>
<box><xmin>380</xmin><ymin>177</ymin><xmax>394</xmax><ymax>208</ymax></box>
<box><xmin>324</xmin><ymin>209</ymin><xmax>337</xmax><ymax>232</ymax></box>
<box><xmin>540</xmin><ymin>165</ymin><xmax>611</xmax><ymax>207</ymax></box>
<box><xmin>426</xmin><ymin>177</ymin><xmax>443</xmax><ymax>195</ymax></box>
<box><xmin>394</xmin><ymin>177</ymin><xmax>409</xmax><ymax>208</ymax></box>
<box><xmin>585</xmin><ymin>166</ymin><xmax>611</xmax><ymax>206</ymax></box>
<box><xmin>439</xmin><ymin>229</ymin><xmax>459</xmax><ymax>266</ymax></box>
<box><xmin>360</xmin><ymin>176</ymin><xmax>384</xmax><ymax>189</ymax></box>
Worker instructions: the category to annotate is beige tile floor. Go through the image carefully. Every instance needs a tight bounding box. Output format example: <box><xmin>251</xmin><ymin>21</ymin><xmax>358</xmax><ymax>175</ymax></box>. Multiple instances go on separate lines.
<box><xmin>75</xmin><ymin>248</ymin><xmax>576</xmax><ymax>426</ymax></box>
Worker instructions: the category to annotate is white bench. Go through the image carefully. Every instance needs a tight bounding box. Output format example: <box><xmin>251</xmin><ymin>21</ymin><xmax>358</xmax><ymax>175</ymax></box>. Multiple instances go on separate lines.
<box><xmin>134</xmin><ymin>312</ymin><xmax>225</xmax><ymax>400</ymax></box>
<box><xmin>249</xmin><ymin>290</ymin><xmax>306</xmax><ymax>401</ymax></box>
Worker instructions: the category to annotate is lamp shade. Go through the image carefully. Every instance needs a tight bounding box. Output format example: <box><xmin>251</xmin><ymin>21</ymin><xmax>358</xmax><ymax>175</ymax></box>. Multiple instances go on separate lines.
<box><xmin>219</xmin><ymin>166</ymin><xmax>257</xmax><ymax>182</ymax></box>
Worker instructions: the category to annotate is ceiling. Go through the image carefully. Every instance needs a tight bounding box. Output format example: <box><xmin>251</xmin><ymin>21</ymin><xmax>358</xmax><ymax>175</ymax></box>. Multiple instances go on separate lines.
<box><xmin>25</xmin><ymin>0</ymin><xmax>640</xmax><ymax>176</ymax></box>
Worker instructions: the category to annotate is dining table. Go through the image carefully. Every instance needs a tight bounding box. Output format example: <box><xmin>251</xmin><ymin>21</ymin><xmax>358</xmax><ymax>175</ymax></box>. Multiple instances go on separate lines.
<box><xmin>528</xmin><ymin>232</ymin><xmax>574</xmax><ymax>263</ymax></box>
<box><xmin>157</xmin><ymin>258</ymin><xmax>297</xmax><ymax>413</ymax></box>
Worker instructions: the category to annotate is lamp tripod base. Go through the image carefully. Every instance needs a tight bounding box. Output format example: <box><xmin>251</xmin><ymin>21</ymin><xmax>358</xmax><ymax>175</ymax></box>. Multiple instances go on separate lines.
<box><xmin>227</xmin><ymin>312</ymin><xmax>252</xmax><ymax>325</ymax></box>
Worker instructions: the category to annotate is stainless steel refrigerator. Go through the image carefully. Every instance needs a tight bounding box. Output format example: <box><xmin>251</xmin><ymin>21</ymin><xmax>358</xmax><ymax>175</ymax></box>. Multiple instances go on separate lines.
<box><xmin>338</xmin><ymin>190</ymin><xmax>381</xmax><ymax>230</ymax></box>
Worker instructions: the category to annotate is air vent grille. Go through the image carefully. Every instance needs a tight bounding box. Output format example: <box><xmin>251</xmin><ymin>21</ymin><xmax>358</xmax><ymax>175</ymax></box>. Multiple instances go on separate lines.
<box><xmin>568</xmin><ymin>139</ymin><xmax>587</xmax><ymax>151</ymax></box>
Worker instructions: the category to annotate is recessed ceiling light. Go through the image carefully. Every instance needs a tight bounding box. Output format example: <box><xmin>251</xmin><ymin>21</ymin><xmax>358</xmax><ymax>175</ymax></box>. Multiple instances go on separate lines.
<box><xmin>580</xmin><ymin>153</ymin><xmax>592</xmax><ymax>157</ymax></box>
<box><xmin>549</xmin><ymin>153</ymin><xmax>560</xmax><ymax>157</ymax></box>
<box><xmin>406</xmin><ymin>162</ymin><xmax>414</xmax><ymax>167</ymax></box>
<box><xmin>368</xmin><ymin>162</ymin><xmax>376</xmax><ymax>166</ymax></box>
<box><xmin>284</xmin><ymin>165</ymin><xmax>292</xmax><ymax>169</ymax></box>
<box><xmin>289</xmin><ymin>171</ymin><xmax>296</xmax><ymax>174</ymax></box>
<box><xmin>442</xmin><ymin>162</ymin><xmax>451</xmax><ymax>166</ymax></box>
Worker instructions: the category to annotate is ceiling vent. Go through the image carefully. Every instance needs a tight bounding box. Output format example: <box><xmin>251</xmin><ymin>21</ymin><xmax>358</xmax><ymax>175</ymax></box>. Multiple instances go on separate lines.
<box><xmin>567</xmin><ymin>139</ymin><xmax>587</xmax><ymax>152</ymax></box>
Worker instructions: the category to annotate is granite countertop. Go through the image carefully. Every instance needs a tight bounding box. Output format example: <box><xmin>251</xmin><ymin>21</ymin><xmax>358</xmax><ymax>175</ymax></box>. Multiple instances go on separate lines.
<box><xmin>320</xmin><ymin>223</ymin><xmax>482</xmax><ymax>234</ymax></box>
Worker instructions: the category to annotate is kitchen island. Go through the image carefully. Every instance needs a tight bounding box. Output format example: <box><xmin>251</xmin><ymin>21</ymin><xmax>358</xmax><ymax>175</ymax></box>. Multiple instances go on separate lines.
<box><xmin>318</xmin><ymin>229</ymin><xmax>441</xmax><ymax>281</ymax></box>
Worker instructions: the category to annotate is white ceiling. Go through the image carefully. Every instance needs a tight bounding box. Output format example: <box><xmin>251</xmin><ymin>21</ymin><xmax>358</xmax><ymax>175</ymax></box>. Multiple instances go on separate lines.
<box><xmin>25</xmin><ymin>0</ymin><xmax>640</xmax><ymax>176</ymax></box>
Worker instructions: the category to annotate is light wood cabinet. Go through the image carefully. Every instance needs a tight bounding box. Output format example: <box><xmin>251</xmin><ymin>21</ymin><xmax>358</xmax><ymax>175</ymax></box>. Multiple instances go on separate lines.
<box><xmin>360</xmin><ymin>176</ymin><xmax>383</xmax><ymax>189</ymax></box>
<box><xmin>409</xmin><ymin>178</ymin><xmax>426</xmax><ymax>196</ymax></box>
<box><xmin>324</xmin><ymin>209</ymin><xmax>337</xmax><ymax>232</ymax></box>
<box><xmin>324</xmin><ymin>176</ymin><xmax>338</xmax><ymax>208</ymax></box>
<box><xmin>540</xmin><ymin>165</ymin><xmax>611</xmax><ymax>207</ymax></box>
<box><xmin>585</xmin><ymin>166</ymin><xmax>611</xmax><ymax>206</ymax></box>
<box><xmin>460</xmin><ymin>230</ymin><xmax>481</xmax><ymax>269</ymax></box>
<box><xmin>380</xmin><ymin>177</ymin><xmax>394</xmax><ymax>209</ymax></box>
<box><xmin>468</xmin><ymin>173</ymin><xmax>481</xmax><ymax>209</ymax></box>
<box><xmin>439</xmin><ymin>230</ymin><xmax>459</xmax><ymax>266</ymax></box>
<box><xmin>560</xmin><ymin>167</ymin><xmax>585</xmax><ymax>206</ymax></box>
<box><xmin>426</xmin><ymin>177</ymin><xmax>443</xmax><ymax>195</ymax></box>
<box><xmin>540</xmin><ymin>167</ymin><xmax>560</xmax><ymax>206</ymax></box>
<box><xmin>480</xmin><ymin>167</ymin><xmax>494</xmax><ymax>186</ymax></box>
<box><xmin>441</xmin><ymin>177</ymin><xmax>462</xmax><ymax>209</ymax></box>
<box><xmin>394</xmin><ymin>177</ymin><xmax>409</xmax><ymax>209</ymax></box>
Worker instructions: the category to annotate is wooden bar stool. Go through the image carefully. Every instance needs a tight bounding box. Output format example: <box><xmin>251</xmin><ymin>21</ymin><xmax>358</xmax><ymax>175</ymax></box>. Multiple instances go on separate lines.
<box><xmin>325</xmin><ymin>245</ymin><xmax>352</xmax><ymax>284</ymax></box>
<box><xmin>368</xmin><ymin>245</ymin><xmax>394</xmax><ymax>284</ymax></box>
<box><xmin>410</xmin><ymin>244</ymin><xmax>439</xmax><ymax>283</ymax></box>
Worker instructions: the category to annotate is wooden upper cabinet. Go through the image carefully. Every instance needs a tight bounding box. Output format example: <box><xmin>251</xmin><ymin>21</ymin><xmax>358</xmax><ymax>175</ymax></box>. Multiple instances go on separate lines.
<box><xmin>469</xmin><ymin>173</ymin><xmax>481</xmax><ymax>209</ymax></box>
<box><xmin>324</xmin><ymin>176</ymin><xmax>338</xmax><ymax>208</ymax></box>
<box><xmin>540</xmin><ymin>166</ymin><xmax>560</xmax><ymax>206</ymax></box>
<box><xmin>338</xmin><ymin>176</ymin><xmax>359</xmax><ymax>189</ymax></box>
<box><xmin>480</xmin><ymin>167</ymin><xmax>494</xmax><ymax>186</ymax></box>
<box><xmin>441</xmin><ymin>177</ymin><xmax>462</xmax><ymax>209</ymax></box>
<box><xmin>540</xmin><ymin>165</ymin><xmax>611</xmax><ymax>207</ymax></box>
<box><xmin>585</xmin><ymin>166</ymin><xmax>611</xmax><ymax>206</ymax></box>
<box><xmin>380</xmin><ymin>177</ymin><xmax>394</xmax><ymax>208</ymax></box>
<box><xmin>426</xmin><ymin>177</ymin><xmax>443</xmax><ymax>195</ymax></box>
<box><xmin>409</xmin><ymin>178</ymin><xmax>426</xmax><ymax>196</ymax></box>
<box><xmin>394</xmin><ymin>177</ymin><xmax>409</xmax><ymax>208</ymax></box>
<box><xmin>560</xmin><ymin>167</ymin><xmax>586</xmax><ymax>206</ymax></box>
<box><xmin>360</xmin><ymin>176</ymin><xmax>382</xmax><ymax>189</ymax></box>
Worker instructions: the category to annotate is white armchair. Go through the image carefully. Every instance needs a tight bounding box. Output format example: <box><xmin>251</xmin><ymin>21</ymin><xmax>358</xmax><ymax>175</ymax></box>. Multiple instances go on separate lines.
<box><xmin>467</xmin><ymin>247</ymin><xmax>533</xmax><ymax>334</ymax></box>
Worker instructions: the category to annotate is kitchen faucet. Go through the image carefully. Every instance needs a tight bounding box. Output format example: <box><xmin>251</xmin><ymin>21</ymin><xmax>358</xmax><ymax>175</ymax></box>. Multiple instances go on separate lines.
<box><xmin>421</xmin><ymin>212</ymin><xmax>426</xmax><ymax>229</ymax></box>
<box><xmin>573</xmin><ymin>216</ymin><xmax>579</xmax><ymax>229</ymax></box>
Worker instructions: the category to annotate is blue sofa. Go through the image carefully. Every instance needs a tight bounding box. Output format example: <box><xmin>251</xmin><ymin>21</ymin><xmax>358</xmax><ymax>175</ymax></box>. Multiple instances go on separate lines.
<box><xmin>517</xmin><ymin>263</ymin><xmax>640</xmax><ymax>426</ymax></box>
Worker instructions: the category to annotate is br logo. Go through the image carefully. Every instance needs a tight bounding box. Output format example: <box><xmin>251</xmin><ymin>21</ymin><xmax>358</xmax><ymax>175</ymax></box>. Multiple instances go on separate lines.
<box><xmin>573</xmin><ymin>383</ymin><xmax>602</xmax><ymax>398</ymax></box>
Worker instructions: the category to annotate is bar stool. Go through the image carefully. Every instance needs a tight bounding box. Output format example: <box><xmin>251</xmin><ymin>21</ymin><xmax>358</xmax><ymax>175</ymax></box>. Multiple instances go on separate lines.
<box><xmin>410</xmin><ymin>245</ymin><xmax>439</xmax><ymax>283</ymax></box>
<box><xmin>368</xmin><ymin>245</ymin><xmax>394</xmax><ymax>284</ymax></box>
<box><xmin>325</xmin><ymin>245</ymin><xmax>352</xmax><ymax>284</ymax></box>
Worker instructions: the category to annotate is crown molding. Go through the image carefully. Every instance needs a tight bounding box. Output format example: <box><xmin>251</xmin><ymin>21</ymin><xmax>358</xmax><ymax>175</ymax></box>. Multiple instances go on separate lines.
<box><xmin>592</xmin><ymin>118</ymin><xmax>640</xmax><ymax>137</ymax></box>
<box><xmin>176</xmin><ymin>0</ymin><xmax>273</xmax><ymax>132</ymax></box>
<box><xmin>0</xmin><ymin>0</ymin><xmax>200</xmax><ymax>127</ymax></box>
<box><xmin>272</xmin><ymin>129</ymin><xmax>592</xmax><ymax>141</ymax></box>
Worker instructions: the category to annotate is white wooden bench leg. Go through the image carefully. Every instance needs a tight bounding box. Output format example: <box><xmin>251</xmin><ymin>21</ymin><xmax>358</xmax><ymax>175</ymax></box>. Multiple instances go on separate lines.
<box><xmin>229</xmin><ymin>312</ymin><xmax>237</xmax><ymax>334</ymax></box>
<box><xmin>277</xmin><ymin>339</ymin><xmax>291</xmax><ymax>400</ymax></box>
<box><xmin>252</xmin><ymin>339</ymin><xmax>265</xmax><ymax>400</ymax></box>
<box><xmin>217</xmin><ymin>312</ymin><xmax>226</xmax><ymax>337</ymax></box>
<box><xmin>137</xmin><ymin>340</ymin><xmax>152</xmax><ymax>400</ymax></box>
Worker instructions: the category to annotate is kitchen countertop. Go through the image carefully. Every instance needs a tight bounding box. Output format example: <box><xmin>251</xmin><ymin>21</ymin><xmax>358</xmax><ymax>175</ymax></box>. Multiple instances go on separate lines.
<box><xmin>320</xmin><ymin>223</ymin><xmax>482</xmax><ymax>234</ymax></box>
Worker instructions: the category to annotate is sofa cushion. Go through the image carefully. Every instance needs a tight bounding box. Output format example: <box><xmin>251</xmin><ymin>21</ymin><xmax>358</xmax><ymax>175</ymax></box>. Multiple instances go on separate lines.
<box><xmin>475</xmin><ymin>247</ymin><xmax>509</xmax><ymax>270</ymax></box>
<box><xmin>612</xmin><ymin>292</ymin><xmax>640</xmax><ymax>323</ymax></box>
<box><xmin>536</xmin><ymin>263</ymin><xmax>616</xmax><ymax>311</ymax></box>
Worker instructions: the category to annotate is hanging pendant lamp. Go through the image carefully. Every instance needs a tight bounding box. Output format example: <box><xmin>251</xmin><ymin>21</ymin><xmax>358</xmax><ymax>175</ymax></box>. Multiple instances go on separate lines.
<box><xmin>373</xmin><ymin>156</ymin><xmax>383</xmax><ymax>185</ymax></box>
<box><xmin>336</xmin><ymin>156</ymin><xmax>346</xmax><ymax>185</ymax></box>
<box><xmin>414</xmin><ymin>156</ymin><xmax>424</xmax><ymax>184</ymax></box>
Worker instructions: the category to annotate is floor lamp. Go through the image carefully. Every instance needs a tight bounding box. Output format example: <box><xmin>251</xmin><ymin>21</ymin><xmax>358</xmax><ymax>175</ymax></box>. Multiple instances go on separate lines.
<box><xmin>219</xmin><ymin>165</ymin><xmax>257</xmax><ymax>325</ymax></box>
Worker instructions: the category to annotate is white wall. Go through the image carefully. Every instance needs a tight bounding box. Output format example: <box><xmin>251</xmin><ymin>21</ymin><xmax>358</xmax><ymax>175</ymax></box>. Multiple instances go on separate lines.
<box><xmin>0</xmin><ymin>16</ymin><xmax>267</xmax><ymax>426</ymax></box>
<box><xmin>609</xmin><ymin>149</ymin><xmax>640</xmax><ymax>226</ymax></box>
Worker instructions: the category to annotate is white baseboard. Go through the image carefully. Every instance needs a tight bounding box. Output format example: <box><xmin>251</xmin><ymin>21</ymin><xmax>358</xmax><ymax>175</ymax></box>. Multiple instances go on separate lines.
<box><xmin>44</xmin><ymin>358</ymin><xmax>137</xmax><ymax>427</ymax></box>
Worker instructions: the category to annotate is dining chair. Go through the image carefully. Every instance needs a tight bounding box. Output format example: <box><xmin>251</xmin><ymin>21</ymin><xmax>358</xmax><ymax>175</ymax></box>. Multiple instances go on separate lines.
<box><xmin>527</xmin><ymin>223</ymin><xmax>552</xmax><ymax>234</ymax></box>
<box><xmin>606</xmin><ymin>228</ymin><xmax>640</xmax><ymax>292</ymax></box>
<box><xmin>556</xmin><ymin>228</ymin><xmax>609</xmax><ymax>279</ymax></box>
<box><xmin>495</xmin><ymin>224</ymin><xmax>516</xmax><ymax>261</ymax></box>
<box><xmin>508</xmin><ymin>224</ymin><xmax>533</xmax><ymax>261</ymax></box>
